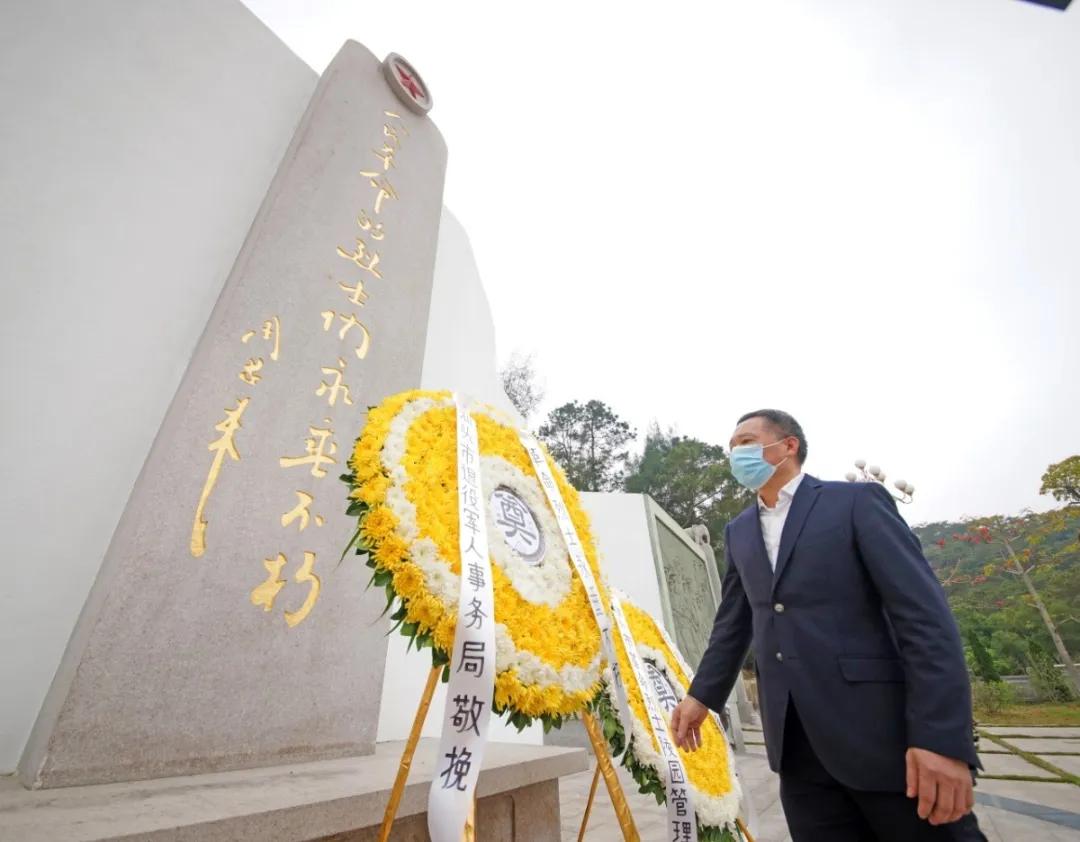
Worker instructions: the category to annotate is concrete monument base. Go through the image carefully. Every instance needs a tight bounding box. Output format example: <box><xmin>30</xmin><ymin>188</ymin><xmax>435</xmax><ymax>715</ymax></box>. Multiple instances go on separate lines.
<box><xmin>0</xmin><ymin>741</ymin><xmax>586</xmax><ymax>842</ymax></box>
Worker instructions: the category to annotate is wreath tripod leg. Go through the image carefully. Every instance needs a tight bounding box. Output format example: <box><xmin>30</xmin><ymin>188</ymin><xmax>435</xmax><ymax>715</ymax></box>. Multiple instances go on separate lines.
<box><xmin>378</xmin><ymin>665</ymin><xmax>442</xmax><ymax>842</ymax></box>
<box><xmin>462</xmin><ymin>795</ymin><xmax>476</xmax><ymax>841</ymax></box>
<box><xmin>581</xmin><ymin>711</ymin><xmax>640</xmax><ymax>842</ymax></box>
<box><xmin>576</xmin><ymin>763</ymin><xmax>602</xmax><ymax>841</ymax></box>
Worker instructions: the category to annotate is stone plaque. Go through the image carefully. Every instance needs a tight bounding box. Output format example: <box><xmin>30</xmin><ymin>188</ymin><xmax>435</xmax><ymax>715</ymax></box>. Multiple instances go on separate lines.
<box><xmin>19</xmin><ymin>41</ymin><xmax>447</xmax><ymax>788</ymax></box>
<box><xmin>655</xmin><ymin>518</ymin><xmax>719</xmax><ymax>671</ymax></box>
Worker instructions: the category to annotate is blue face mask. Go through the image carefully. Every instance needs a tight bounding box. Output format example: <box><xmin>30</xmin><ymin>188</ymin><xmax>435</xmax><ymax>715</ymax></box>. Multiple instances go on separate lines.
<box><xmin>730</xmin><ymin>440</ymin><xmax>789</xmax><ymax>491</ymax></box>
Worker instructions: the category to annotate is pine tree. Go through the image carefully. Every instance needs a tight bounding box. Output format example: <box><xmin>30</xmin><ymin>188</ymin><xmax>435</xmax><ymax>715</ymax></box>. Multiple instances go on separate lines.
<box><xmin>967</xmin><ymin>632</ymin><xmax>1000</xmax><ymax>682</ymax></box>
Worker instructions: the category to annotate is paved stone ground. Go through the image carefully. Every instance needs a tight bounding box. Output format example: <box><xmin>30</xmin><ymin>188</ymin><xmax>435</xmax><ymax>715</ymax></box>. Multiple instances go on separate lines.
<box><xmin>560</xmin><ymin>725</ymin><xmax>1080</xmax><ymax>841</ymax></box>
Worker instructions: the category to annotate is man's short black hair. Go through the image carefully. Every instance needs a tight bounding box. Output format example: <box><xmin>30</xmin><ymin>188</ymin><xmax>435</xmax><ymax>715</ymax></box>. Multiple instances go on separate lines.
<box><xmin>737</xmin><ymin>409</ymin><xmax>808</xmax><ymax>464</ymax></box>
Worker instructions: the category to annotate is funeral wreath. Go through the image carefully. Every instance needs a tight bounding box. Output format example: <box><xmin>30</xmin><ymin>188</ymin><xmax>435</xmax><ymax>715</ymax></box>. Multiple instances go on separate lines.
<box><xmin>342</xmin><ymin>389</ymin><xmax>608</xmax><ymax>729</ymax></box>
<box><xmin>600</xmin><ymin>596</ymin><xmax>745</xmax><ymax>841</ymax></box>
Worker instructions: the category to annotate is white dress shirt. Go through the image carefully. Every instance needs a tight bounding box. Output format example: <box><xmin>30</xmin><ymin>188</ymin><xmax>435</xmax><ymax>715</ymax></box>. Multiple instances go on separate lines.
<box><xmin>758</xmin><ymin>472</ymin><xmax>805</xmax><ymax>571</ymax></box>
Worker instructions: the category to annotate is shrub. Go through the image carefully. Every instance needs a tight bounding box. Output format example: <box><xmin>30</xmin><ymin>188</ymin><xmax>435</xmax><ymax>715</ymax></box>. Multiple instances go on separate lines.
<box><xmin>1026</xmin><ymin>644</ymin><xmax>1074</xmax><ymax>703</ymax></box>
<box><xmin>971</xmin><ymin>679</ymin><xmax>1015</xmax><ymax>716</ymax></box>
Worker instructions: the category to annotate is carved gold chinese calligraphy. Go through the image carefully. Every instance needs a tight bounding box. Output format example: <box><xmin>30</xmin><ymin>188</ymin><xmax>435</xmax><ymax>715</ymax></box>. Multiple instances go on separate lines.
<box><xmin>191</xmin><ymin>315</ymin><xmax>282</xmax><ymax>559</ymax></box>
<box><xmin>190</xmin><ymin>398</ymin><xmax>250</xmax><ymax>558</ymax></box>
<box><xmin>251</xmin><ymin>553</ymin><xmax>288</xmax><ymax>612</ymax></box>
<box><xmin>249</xmin><ymin>550</ymin><xmax>322</xmax><ymax>628</ymax></box>
<box><xmin>280</xmin><ymin>425</ymin><xmax>338</xmax><ymax>478</ymax></box>
<box><xmin>229</xmin><ymin>105</ymin><xmax>418</xmax><ymax>628</ymax></box>
<box><xmin>284</xmin><ymin>551</ymin><xmax>321</xmax><ymax>627</ymax></box>
<box><xmin>281</xmin><ymin>491</ymin><xmax>326</xmax><ymax>531</ymax></box>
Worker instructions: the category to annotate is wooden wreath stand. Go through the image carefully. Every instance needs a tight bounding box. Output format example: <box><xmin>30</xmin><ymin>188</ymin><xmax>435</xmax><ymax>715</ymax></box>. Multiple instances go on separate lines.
<box><xmin>577</xmin><ymin>710</ymin><xmax>640</xmax><ymax>841</ymax></box>
<box><xmin>376</xmin><ymin>666</ymin><xmax>641</xmax><ymax>841</ymax></box>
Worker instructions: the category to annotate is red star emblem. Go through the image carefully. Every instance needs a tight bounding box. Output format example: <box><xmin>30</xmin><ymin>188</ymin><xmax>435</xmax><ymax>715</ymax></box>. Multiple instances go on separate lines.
<box><xmin>396</xmin><ymin>64</ymin><xmax>424</xmax><ymax>101</ymax></box>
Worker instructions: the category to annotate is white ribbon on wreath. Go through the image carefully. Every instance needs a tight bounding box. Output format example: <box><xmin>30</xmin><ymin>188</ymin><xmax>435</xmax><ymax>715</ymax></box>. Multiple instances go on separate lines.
<box><xmin>518</xmin><ymin>432</ymin><xmax>632</xmax><ymax>738</ymax></box>
<box><xmin>611</xmin><ymin>590</ymin><xmax>698</xmax><ymax>842</ymax></box>
<box><xmin>427</xmin><ymin>395</ymin><xmax>496</xmax><ymax>842</ymax></box>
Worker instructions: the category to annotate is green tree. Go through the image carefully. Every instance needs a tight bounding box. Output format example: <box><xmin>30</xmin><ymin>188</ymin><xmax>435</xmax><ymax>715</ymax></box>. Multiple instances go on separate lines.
<box><xmin>1040</xmin><ymin>455</ymin><xmax>1080</xmax><ymax>505</ymax></box>
<box><xmin>926</xmin><ymin>508</ymin><xmax>1080</xmax><ymax>676</ymax></box>
<box><xmin>537</xmin><ymin>400</ymin><xmax>635</xmax><ymax>492</ymax></box>
<box><xmin>967</xmin><ymin>631</ymin><xmax>1001</xmax><ymax>682</ymax></box>
<box><xmin>624</xmin><ymin>425</ymin><xmax>754</xmax><ymax>558</ymax></box>
<box><xmin>952</xmin><ymin>514</ymin><xmax>1079</xmax><ymax>698</ymax></box>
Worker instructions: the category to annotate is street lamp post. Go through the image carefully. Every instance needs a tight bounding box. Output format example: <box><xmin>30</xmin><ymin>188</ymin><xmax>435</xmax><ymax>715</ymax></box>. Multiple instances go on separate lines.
<box><xmin>845</xmin><ymin>459</ymin><xmax>915</xmax><ymax>504</ymax></box>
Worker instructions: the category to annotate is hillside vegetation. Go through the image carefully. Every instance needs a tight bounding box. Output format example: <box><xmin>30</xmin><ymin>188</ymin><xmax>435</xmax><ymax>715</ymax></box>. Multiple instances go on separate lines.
<box><xmin>915</xmin><ymin>509</ymin><xmax>1080</xmax><ymax>676</ymax></box>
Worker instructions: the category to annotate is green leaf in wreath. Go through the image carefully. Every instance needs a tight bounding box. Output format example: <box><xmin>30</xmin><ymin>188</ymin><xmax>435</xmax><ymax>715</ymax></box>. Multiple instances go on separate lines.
<box><xmin>339</xmin><ymin>529</ymin><xmax>361</xmax><ymax>567</ymax></box>
<box><xmin>377</xmin><ymin>583</ymin><xmax>395</xmax><ymax>617</ymax></box>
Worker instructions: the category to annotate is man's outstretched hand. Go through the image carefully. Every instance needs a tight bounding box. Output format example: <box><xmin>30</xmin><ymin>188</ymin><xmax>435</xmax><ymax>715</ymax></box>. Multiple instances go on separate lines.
<box><xmin>906</xmin><ymin>747</ymin><xmax>974</xmax><ymax>826</ymax></box>
<box><xmin>671</xmin><ymin>695</ymin><xmax>709</xmax><ymax>751</ymax></box>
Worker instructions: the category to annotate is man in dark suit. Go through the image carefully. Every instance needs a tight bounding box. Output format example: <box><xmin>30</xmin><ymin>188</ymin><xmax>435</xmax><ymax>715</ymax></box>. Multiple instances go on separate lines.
<box><xmin>671</xmin><ymin>409</ymin><xmax>986</xmax><ymax>841</ymax></box>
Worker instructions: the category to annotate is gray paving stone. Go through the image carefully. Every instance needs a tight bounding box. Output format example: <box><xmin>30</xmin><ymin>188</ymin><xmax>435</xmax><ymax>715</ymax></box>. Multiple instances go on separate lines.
<box><xmin>982</xmin><ymin>727</ymin><xmax>1080</xmax><ymax>739</ymax></box>
<box><xmin>1003</xmin><ymin>737</ymin><xmax>1080</xmax><ymax>754</ymax></box>
<box><xmin>1042</xmin><ymin>755</ymin><xmax>1080</xmax><ymax>777</ymax></box>
<box><xmin>557</xmin><ymin>748</ymin><xmax>1080</xmax><ymax>841</ymax></box>
<box><xmin>977</xmin><ymin>778</ymin><xmax>1080</xmax><ymax>814</ymax></box>
<box><xmin>977</xmin><ymin>804</ymin><xmax>1080</xmax><ymax>841</ymax></box>
<box><xmin>979</xmin><ymin>752</ymin><xmax>1061</xmax><ymax>778</ymax></box>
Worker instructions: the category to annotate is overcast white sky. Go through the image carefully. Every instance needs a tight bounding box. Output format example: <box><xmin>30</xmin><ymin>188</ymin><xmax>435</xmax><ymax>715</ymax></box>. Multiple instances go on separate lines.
<box><xmin>241</xmin><ymin>0</ymin><xmax>1079</xmax><ymax>526</ymax></box>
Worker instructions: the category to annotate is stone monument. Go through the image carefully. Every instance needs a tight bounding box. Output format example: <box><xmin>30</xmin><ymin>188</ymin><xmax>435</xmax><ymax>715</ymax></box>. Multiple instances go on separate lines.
<box><xmin>19</xmin><ymin>39</ymin><xmax>446</xmax><ymax>790</ymax></box>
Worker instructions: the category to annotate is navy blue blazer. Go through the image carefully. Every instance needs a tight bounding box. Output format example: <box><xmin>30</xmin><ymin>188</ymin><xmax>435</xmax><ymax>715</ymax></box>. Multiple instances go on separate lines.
<box><xmin>687</xmin><ymin>475</ymin><xmax>979</xmax><ymax>792</ymax></box>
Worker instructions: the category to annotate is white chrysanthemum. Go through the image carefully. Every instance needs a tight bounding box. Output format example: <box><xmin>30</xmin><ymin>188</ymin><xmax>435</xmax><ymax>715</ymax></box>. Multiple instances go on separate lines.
<box><xmin>377</xmin><ymin>393</ymin><xmax>602</xmax><ymax>698</ymax></box>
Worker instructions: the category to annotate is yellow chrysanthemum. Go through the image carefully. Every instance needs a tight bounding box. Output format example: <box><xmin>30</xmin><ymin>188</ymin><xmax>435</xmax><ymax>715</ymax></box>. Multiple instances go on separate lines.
<box><xmin>362</xmin><ymin>506</ymin><xmax>397</xmax><ymax>543</ymax></box>
<box><xmin>372</xmin><ymin>533</ymin><xmax>409</xmax><ymax>571</ymax></box>
<box><xmin>392</xmin><ymin>563</ymin><xmax>423</xmax><ymax>598</ymax></box>
<box><xmin>344</xmin><ymin>389</ymin><xmax>606</xmax><ymax>721</ymax></box>
<box><xmin>355</xmin><ymin>475</ymin><xmax>389</xmax><ymax>506</ymax></box>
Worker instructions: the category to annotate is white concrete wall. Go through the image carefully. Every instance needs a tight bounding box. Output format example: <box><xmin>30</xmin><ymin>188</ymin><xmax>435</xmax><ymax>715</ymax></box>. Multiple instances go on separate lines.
<box><xmin>421</xmin><ymin>210</ymin><xmax>522</xmax><ymax>423</ymax></box>
<box><xmin>580</xmin><ymin>492</ymin><xmax>668</xmax><ymax>628</ymax></box>
<box><xmin>0</xmin><ymin>0</ymin><xmax>319</xmax><ymax>774</ymax></box>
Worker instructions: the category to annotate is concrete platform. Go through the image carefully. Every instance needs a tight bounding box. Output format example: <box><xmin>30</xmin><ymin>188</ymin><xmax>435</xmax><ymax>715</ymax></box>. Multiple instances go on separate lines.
<box><xmin>0</xmin><ymin>740</ymin><xmax>588</xmax><ymax>842</ymax></box>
